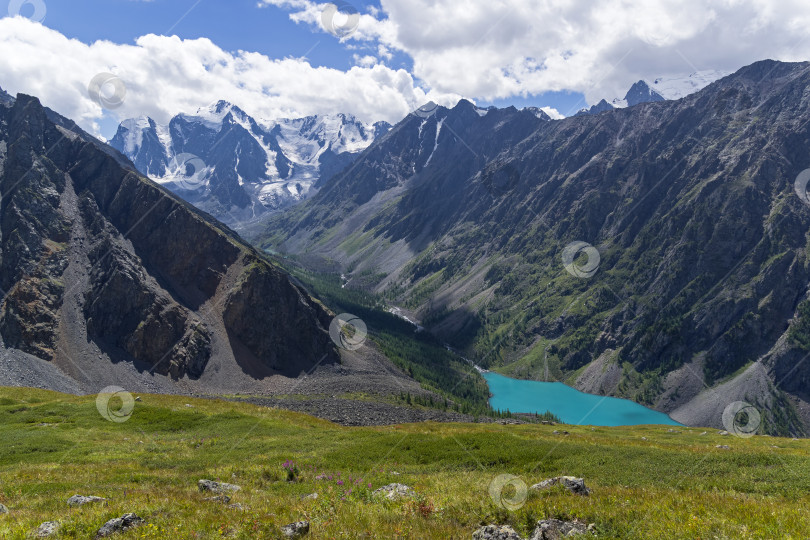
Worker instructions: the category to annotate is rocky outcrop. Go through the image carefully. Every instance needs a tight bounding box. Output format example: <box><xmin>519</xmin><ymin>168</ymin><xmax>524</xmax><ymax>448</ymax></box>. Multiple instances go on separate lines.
<box><xmin>281</xmin><ymin>520</ymin><xmax>310</xmax><ymax>538</ymax></box>
<box><xmin>372</xmin><ymin>483</ymin><xmax>415</xmax><ymax>501</ymax></box>
<box><xmin>473</xmin><ymin>524</ymin><xmax>522</xmax><ymax>539</ymax></box>
<box><xmin>530</xmin><ymin>519</ymin><xmax>594</xmax><ymax>539</ymax></box>
<box><xmin>198</xmin><ymin>479</ymin><xmax>241</xmax><ymax>494</ymax></box>
<box><xmin>67</xmin><ymin>494</ymin><xmax>106</xmax><ymax>506</ymax></box>
<box><xmin>34</xmin><ymin>521</ymin><xmax>59</xmax><ymax>537</ymax></box>
<box><xmin>530</xmin><ymin>476</ymin><xmax>591</xmax><ymax>496</ymax></box>
<box><xmin>95</xmin><ymin>513</ymin><xmax>143</xmax><ymax>537</ymax></box>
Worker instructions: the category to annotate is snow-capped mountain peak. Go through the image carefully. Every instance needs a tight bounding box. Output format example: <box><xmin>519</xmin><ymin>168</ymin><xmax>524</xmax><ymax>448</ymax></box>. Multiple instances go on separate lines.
<box><xmin>650</xmin><ymin>70</ymin><xmax>730</xmax><ymax>100</ymax></box>
<box><xmin>578</xmin><ymin>71</ymin><xmax>728</xmax><ymax>116</ymax></box>
<box><xmin>111</xmin><ymin>103</ymin><xmax>391</xmax><ymax>230</ymax></box>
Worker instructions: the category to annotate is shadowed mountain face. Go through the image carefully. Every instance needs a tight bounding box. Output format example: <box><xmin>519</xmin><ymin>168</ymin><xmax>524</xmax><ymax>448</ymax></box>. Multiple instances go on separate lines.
<box><xmin>262</xmin><ymin>60</ymin><xmax>810</xmax><ymax>435</ymax></box>
<box><xmin>0</xmin><ymin>93</ymin><xmax>339</xmax><ymax>387</ymax></box>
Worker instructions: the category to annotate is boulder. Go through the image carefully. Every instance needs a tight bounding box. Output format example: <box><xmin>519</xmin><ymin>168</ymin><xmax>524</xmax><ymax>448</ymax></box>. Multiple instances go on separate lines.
<box><xmin>472</xmin><ymin>524</ymin><xmax>523</xmax><ymax>539</ymax></box>
<box><xmin>372</xmin><ymin>483</ymin><xmax>415</xmax><ymax>501</ymax></box>
<box><xmin>530</xmin><ymin>519</ymin><xmax>594</xmax><ymax>539</ymax></box>
<box><xmin>67</xmin><ymin>494</ymin><xmax>106</xmax><ymax>506</ymax></box>
<box><xmin>281</xmin><ymin>520</ymin><xmax>310</xmax><ymax>538</ymax></box>
<box><xmin>198</xmin><ymin>479</ymin><xmax>241</xmax><ymax>494</ymax></box>
<box><xmin>530</xmin><ymin>476</ymin><xmax>590</xmax><ymax>496</ymax></box>
<box><xmin>35</xmin><ymin>521</ymin><xmax>60</xmax><ymax>537</ymax></box>
<box><xmin>95</xmin><ymin>513</ymin><xmax>144</xmax><ymax>537</ymax></box>
<box><xmin>203</xmin><ymin>495</ymin><xmax>231</xmax><ymax>504</ymax></box>
<box><xmin>716</xmin><ymin>444</ymin><xmax>731</xmax><ymax>450</ymax></box>
<box><xmin>0</xmin><ymin>504</ymin><xmax>7</xmax><ymax>514</ymax></box>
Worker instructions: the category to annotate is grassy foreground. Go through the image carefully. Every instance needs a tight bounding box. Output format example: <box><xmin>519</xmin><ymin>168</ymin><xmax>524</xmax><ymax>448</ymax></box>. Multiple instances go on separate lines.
<box><xmin>1</xmin><ymin>388</ymin><xmax>809</xmax><ymax>539</ymax></box>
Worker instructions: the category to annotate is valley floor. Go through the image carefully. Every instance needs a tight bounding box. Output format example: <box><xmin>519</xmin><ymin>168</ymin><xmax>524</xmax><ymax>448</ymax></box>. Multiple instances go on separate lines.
<box><xmin>1</xmin><ymin>387</ymin><xmax>809</xmax><ymax>539</ymax></box>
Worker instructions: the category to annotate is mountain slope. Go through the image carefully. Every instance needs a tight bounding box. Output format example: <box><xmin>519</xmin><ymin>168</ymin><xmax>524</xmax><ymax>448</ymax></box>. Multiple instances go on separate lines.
<box><xmin>109</xmin><ymin>103</ymin><xmax>391</xmax><ymax>231</ymax></box>
<box><xmin>0</xmin><ymin>92</ymin><xmax>341</xmax><ymax>394</ymax></box>
<box><xmin>261</xmin><ymin>60</ymin><xmax>810</xmax><ymax>436</ymax></box>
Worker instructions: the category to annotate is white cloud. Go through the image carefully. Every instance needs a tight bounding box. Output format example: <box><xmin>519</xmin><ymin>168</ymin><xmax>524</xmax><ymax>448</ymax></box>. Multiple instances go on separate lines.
<box><xmin>262</xmin><ymin>0</ymin><xmax>810</xmax><ymax>106</ymax></box>
<box><xmin>540</xmin><ymin>106</ymin><xmax>564</xmax><ymax>120</ymax></box>
<box><xmin>0</xmin><ymin>17</ymin><xmax>458</xmax><ymax>136</ymax></box>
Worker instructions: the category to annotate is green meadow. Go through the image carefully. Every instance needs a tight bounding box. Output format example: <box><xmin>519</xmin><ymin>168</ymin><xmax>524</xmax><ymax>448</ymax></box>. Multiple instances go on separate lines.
<box><xmin>1</xmin><ymin>387</ymin><xmax>808</xmax><ymax>539</ymax></box>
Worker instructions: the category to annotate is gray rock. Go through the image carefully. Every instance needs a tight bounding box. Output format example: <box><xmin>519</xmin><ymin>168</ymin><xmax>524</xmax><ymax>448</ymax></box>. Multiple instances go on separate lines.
<box><xmin>716</xmin><ymin>444</ymin><xmax>731</xmax><ymax>450</ymax></box>
<box><xmin>198</xmin><ymin>479</ymin><xmax>241</xmax><ymax>494</ymax></box>
<box><xmin>530</xmin><ymin>476</ymin><xmax>590</xmax><ymax>496</ymax></box>
<box><xmin>35</xmin><ymin>521</ymin><xmax>60</xmax><ymax>537</ymax></box>
<box><xmin>67</xmin><ymin>494</ymin><xmax>106</xmax><ymax>506</ymax></box>
<box><xmin>0</xmin><ymin>504</ymin><xmax>7</xmax><ymax>514</ymax></box>
<box><xmin>301</xmin><ymin>492</ymin><xmax>318</xmax><ymax>501</ymax></box>
<box><xmin>281</xmin><ymin>520</ymin><xmax>310</xmax><ymax>538</ymax></box>
<box><xmin>95</xmin><ymin>513</ymin><xmax>144</xmax><ymax>537</ymax></box>
<box><xmin>372</xmin><ymin>483</ymin><xmax>415</xmax><ymax>500</ymax></box>
<box><xmin>472</xmin><ymin>524</ymin><xmax>523</xmax><ymax>539</ymax></box>
<box><xmin>203</xmin><ymin>495</ymin><xmax>231</xmax><ymax>504</ymax></box>
<box><xmin>718</xmin><ymin>430</ymin><xmax>729</xmax><ymax>436</ymax></box>
<box><xmin>530</xmin><ymin>519</ymin><xmax>594</xmax><ymax>539</ymax></box>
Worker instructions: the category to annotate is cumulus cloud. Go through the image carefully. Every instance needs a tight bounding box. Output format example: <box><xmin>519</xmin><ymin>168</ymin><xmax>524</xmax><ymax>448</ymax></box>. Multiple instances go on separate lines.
<box><xmin>263</xmin><ymin>0</ymin><xmax>810</xmax><ymax>105</ymax></box>
<box><xmin>0</xmin><ymin>17</ymin><xmax>458</xmax><ymax>136</ymax></box>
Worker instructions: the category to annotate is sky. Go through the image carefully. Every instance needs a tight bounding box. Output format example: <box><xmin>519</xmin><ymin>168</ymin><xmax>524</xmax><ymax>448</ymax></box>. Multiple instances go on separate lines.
<box><xmin>2</xmin><ymin>0</ymin><xmax>810</xmax><ymax>139</ymax></box>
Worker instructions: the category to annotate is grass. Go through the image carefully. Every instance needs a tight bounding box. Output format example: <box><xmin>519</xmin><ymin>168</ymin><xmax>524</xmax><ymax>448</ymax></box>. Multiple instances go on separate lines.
<box><xmin>1</xmin><ymin>388</ymin><xmax>809</xmax><ymax>539</ymax></box>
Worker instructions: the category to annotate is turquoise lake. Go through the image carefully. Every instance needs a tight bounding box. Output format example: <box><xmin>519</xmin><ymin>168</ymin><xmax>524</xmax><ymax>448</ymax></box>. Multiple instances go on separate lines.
<box><xmin>483</xmin><ymin>372</ymin><xmax>681</xmax><ymax>426</ymax></box>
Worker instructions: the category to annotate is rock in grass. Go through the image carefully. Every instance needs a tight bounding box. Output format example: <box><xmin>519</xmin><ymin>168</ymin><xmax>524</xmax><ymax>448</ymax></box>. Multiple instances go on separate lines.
<box><xmin>472</xmin><ymin>524</ymin><xmax>523</xmax><ymax>539</ymax></box>
<box><xmin>95</xmin><ymin>513</ymin><xmax>144</xmax><ymax>537</ymax></box>
<box><xmin>716</xmin><ymin>444</ymin><xmax>731</xmax><ymax>450</ymax></box>
<box><xmin>530</xmin><ymin>476</ymin><xmax>590</xmax><ymax>496</ymax></box>
<box><xmin>281</xmin><ymin>520</ymin><xmax>310</xmax><ymax>538</ymax></box>
<box><xmin>198</xmin><ymin>479</ymin><xmax>241</xmax><ymax>494</ymax></box>
<box><xmin>0</xmin><ymin>503</ymin><xmax>7</xmax><ymax>514</ymax></box>
<box><xmin>35</xmin><ymin>521</ymin><xmax>60</xmax><ymax>537</ymax></box>
<box><xmin>301</xmin><ymin>492</ymin><xmax>318</xmax><ymax>501</ymax></box>
<box><xmin>530</xmin><ymin>519</ymin><xmax>594</xmax><ymax>539</ymax></box>
<box><xmin>203</xmin><ymin>495</ymin><xmax>231</xmax><ymax>504</ymax></box>
<box><xmin>372</xmin><ymin>483</ymin><xmax>415</xmax><ymax>500</ymax></box>
<box><xmin>67</xmin><ymin>494</ymin><xmax>106</xmax><ymax>506</ymax></box>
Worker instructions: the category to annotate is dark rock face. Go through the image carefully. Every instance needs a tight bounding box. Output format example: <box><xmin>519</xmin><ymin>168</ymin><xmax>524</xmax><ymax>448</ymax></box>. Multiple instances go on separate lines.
<box><xmin>265</xmin><ymin>60</ymin><xmax>810</xmax><ymax>435</ymax></box>
<box><xmin>0</xmin><ymin>92</ymin><xmax>337</xmax><ymax>382</ymax></box>
<box><xmin>222</xmin><ymin>258</ymin><xmax>339</xmax><ymax>374</ymax></box>
<box><xmin>624</xmin><ymin>80</ymin><xmax>666</xmax><ymax>106</ymax></box>
<box><xmin>575</xmin><ymin>98</ymin><xmax>615</xmax><ymax>116</ymax></box>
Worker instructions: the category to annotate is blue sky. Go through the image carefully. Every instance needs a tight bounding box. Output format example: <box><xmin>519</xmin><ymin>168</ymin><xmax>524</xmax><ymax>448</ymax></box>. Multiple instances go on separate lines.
<box><xmin>1</xmin><ymin>0</ymin><xmax>805</xmax><ymax>138</ymax></box>
<box><xmin>2</xmin><ymin>0</ymin><xmax>585</xmax><ymax>135</ymax></box>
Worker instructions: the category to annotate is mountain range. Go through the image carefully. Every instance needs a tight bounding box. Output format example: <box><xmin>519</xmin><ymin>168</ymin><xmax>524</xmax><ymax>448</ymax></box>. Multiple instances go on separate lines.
<box><xmin>109</xmin><ymin>103</ymin><xmax>391</xmax><ymax>232</ymax></box>
<box><xmin>260</xmin><ymin>60</ymin><xmax>810</xmax><ymax>435</ymax></box>
<box><xmin>3</xmin><ymin>60</ymin><xmax>809</xmax><ymax>435</ymax></box>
